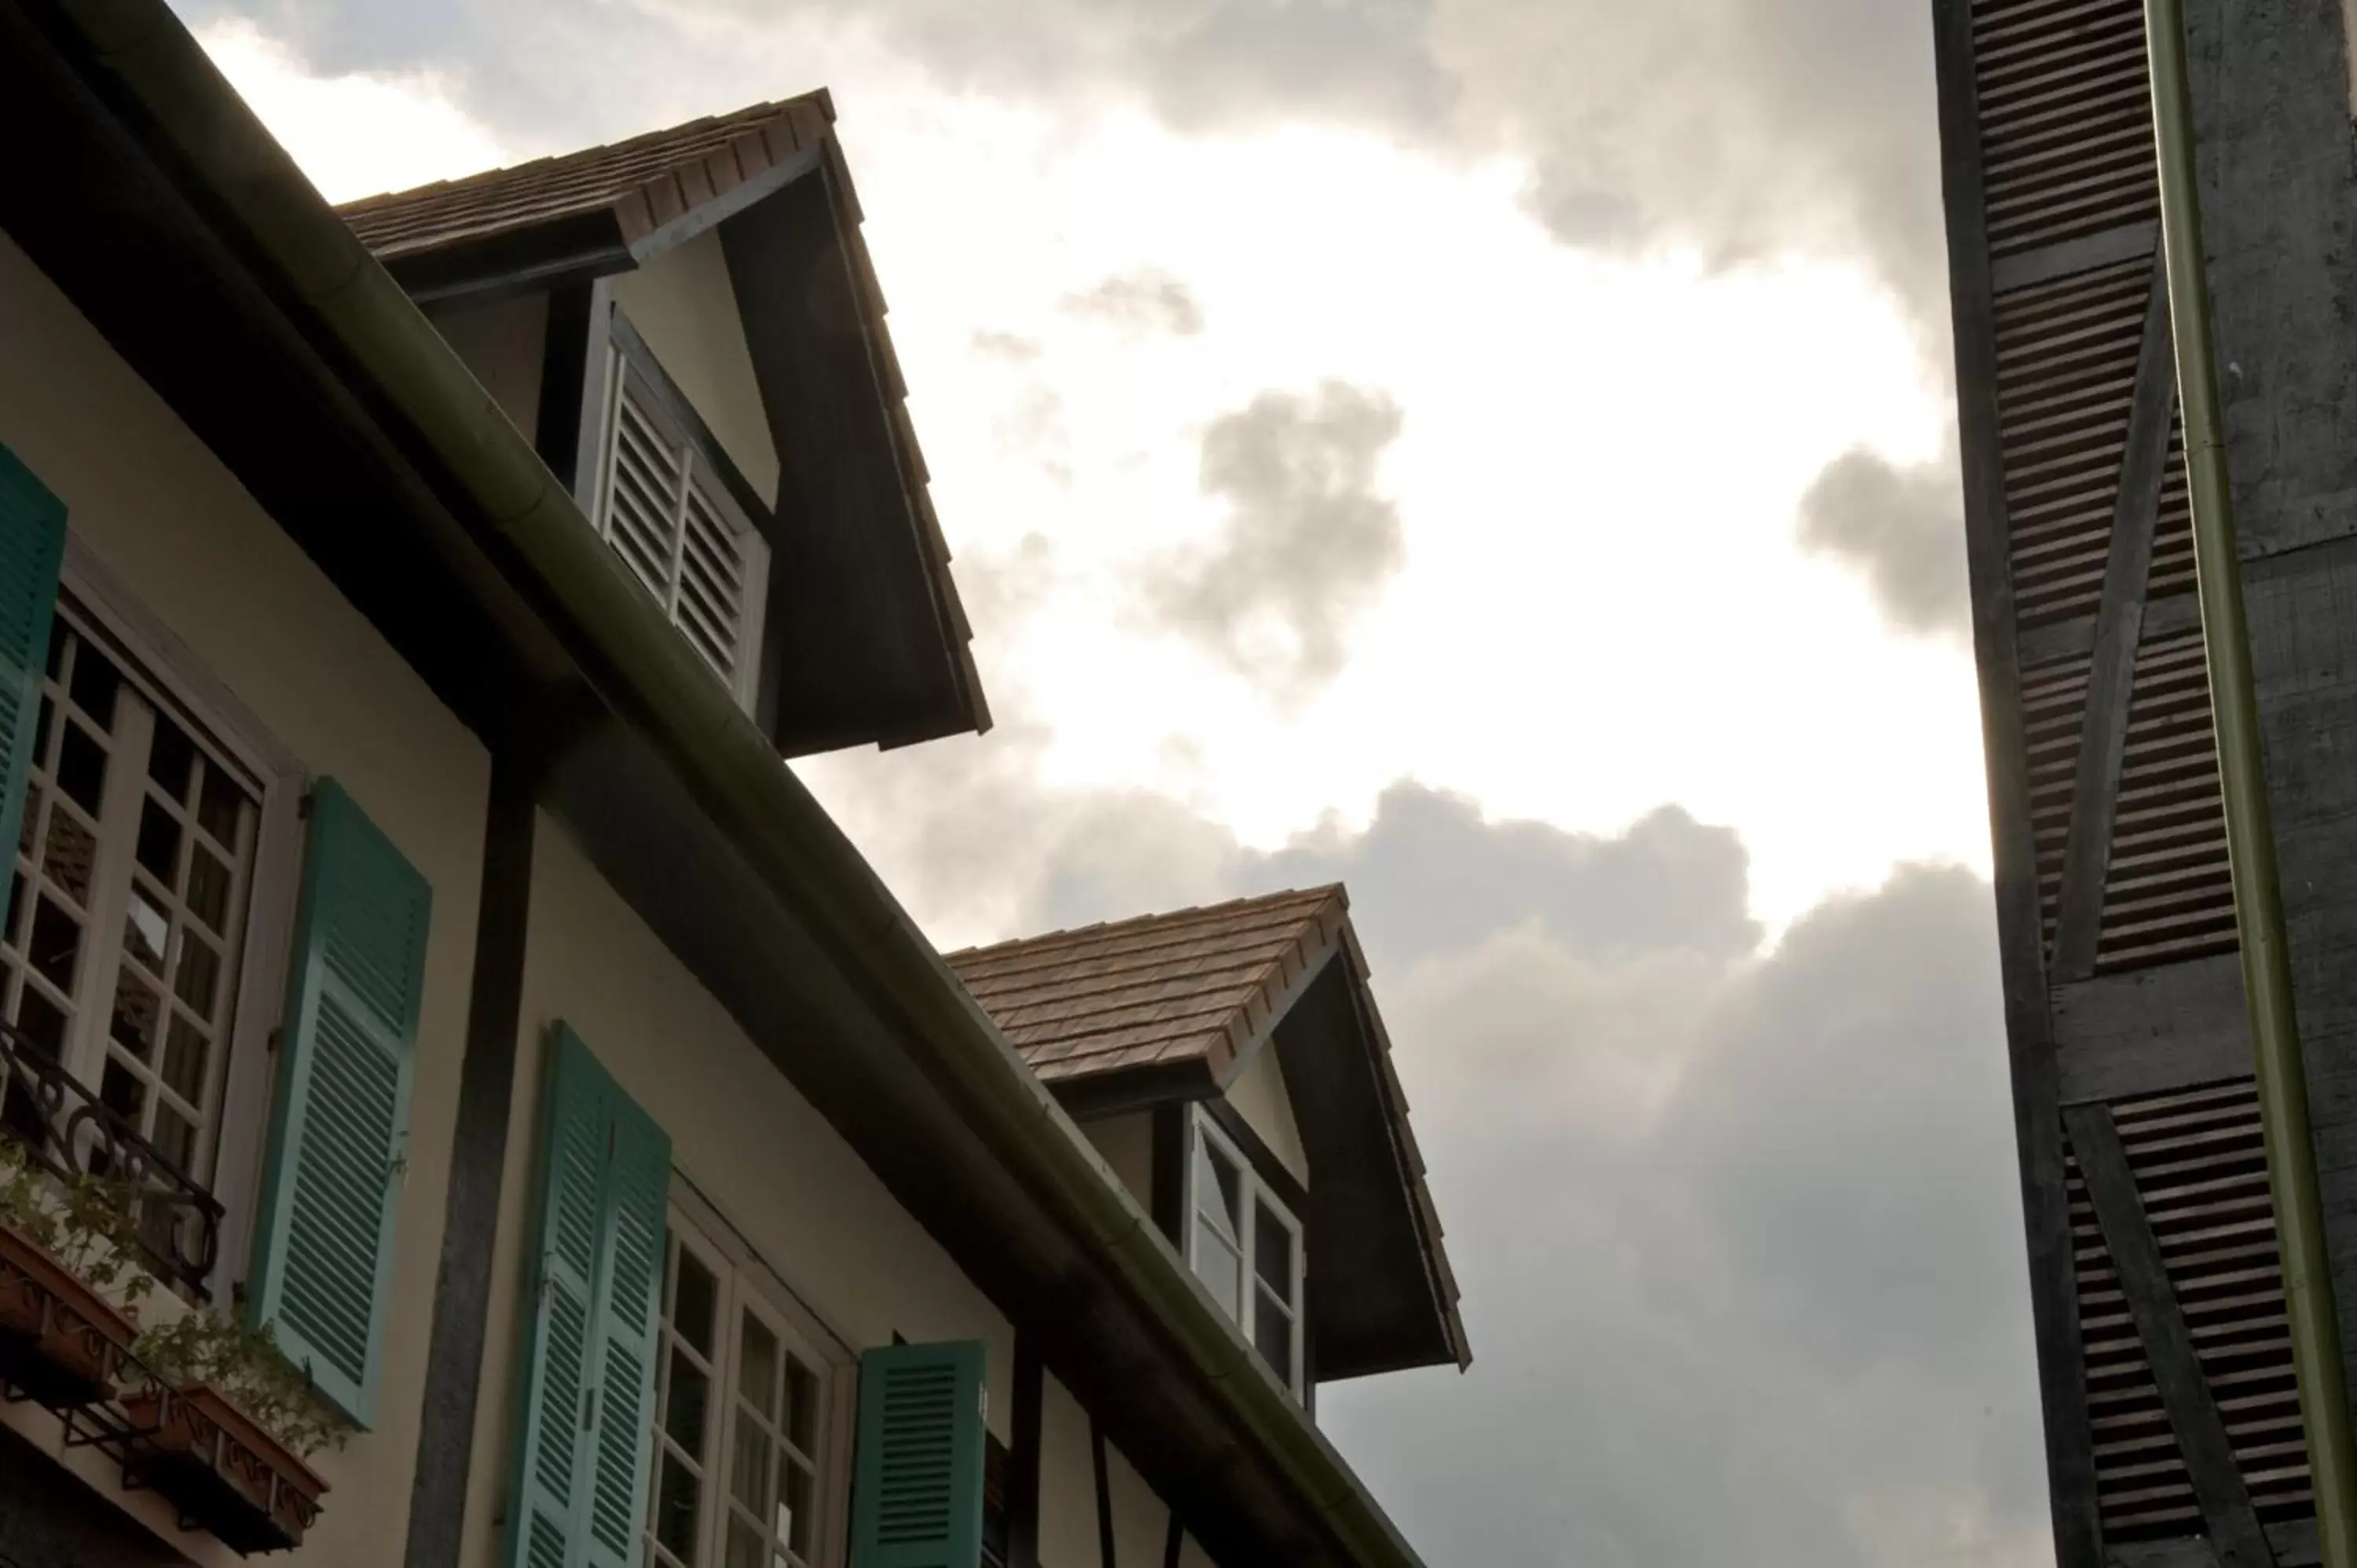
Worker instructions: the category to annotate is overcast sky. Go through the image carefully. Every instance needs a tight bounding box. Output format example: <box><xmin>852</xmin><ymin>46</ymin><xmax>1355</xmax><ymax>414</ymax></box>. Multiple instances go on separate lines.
<box><xmin>173</xmin><ymin>4</ymin><xmax>2048</xmax><ymax>1563</ymax></box>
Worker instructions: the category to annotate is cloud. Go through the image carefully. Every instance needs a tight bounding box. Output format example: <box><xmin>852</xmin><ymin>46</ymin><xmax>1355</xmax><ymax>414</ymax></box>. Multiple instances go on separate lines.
<box><xmin>193</xmin><ymin>16</ymin><xmax>515</xmax><ymax>203</ymax></box>
<box><xmin>1144</xmin><ymin>381</ymin><xmax>1405</xmax><ymax>702</ymax></box>
<box><xmin>794</xmin><ymin>738</ymin><xmax>2046</xmax><ymax>1568</ymax></box>
<box><xmin>1061</xmin><ymin>269</ymin><xmax>1206</xmax><ymax>335</ymax></box>
<box><xmin>1798</xmin><ymin>446</ymin><xmax>1970</xmax><ymax>639</ymax></box>
<box><xmin>192</xmin><ymin>0</ymin><xmax>1948</xmax><ymax>349</ymax></box>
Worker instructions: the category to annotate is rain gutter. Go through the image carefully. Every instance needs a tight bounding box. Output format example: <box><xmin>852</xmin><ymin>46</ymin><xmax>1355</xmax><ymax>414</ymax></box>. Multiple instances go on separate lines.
<box><xmin>40</xmin><ymin>2</ymin><xmax>1424</xmax><ymax>1563</ymax></box>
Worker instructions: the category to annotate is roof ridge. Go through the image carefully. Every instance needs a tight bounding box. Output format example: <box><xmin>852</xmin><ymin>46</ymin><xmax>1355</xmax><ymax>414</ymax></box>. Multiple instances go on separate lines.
<box><xmin>945</xmin><ymin>884</ymin><xmax>1344</xmax><ymax>961</ymax></box>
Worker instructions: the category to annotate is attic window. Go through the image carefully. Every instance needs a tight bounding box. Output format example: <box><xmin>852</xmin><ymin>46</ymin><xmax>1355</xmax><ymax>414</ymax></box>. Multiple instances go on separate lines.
<box><xmin>591</xmin><ymin>350</ymin><xmax>770</xmax><ymax>709</ymax></box>
<box><xmin>1187</xmin><ymin>1108</ymin><xmax>1305</xmax><ymax>1395</ymax></box>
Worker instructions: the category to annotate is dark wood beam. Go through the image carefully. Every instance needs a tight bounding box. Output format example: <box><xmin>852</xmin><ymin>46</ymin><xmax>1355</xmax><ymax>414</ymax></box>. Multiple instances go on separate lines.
<box><xmin>1006</xmin><ymin>1331</ymin><xmax>1044</xmax><ymax>1568</ymax></box>
<box><xmin>2053</xmin><ymin>258</ymin><xmax>2177</xmax><ymax>980</ymax></box>
<box><xmin>1933</xmin><ymin>0</ymin><xmax>2106</xmax><ymax>1557</ymax></box>
<box><xmin>404</xmin><ymin>751</ymin><xmax>541</xmax><ymax>1568</ymax></box>
<box><xmin>1992</xmin><ymin>220</ymin><xmax>2161</xmax><ymax>293</ymax></box>
<box><xmin>2053</xmin><ymin>954</ymin><xmax>2250</xmax><ymax>1105</ymax></box>
<box><xmin>2063</xmin><ymin>1105</ymin><xmax>2277</xmax><ymax>1568</ymax></box>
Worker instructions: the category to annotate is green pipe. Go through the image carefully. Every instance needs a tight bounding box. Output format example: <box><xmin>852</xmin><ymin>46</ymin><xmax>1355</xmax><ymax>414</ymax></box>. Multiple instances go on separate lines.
<box><xmin>2142</xmin><ymin>2</ymin><xmax>2357</xmax><ymax>1563</ymax></box>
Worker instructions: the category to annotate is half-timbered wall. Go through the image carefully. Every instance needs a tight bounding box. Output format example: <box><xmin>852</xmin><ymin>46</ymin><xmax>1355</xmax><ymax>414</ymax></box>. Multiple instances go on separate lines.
<box><xmin>1935</xmin><ymin>0</ymin><xmax>2357</xmax><ymax>1563</ymax></box>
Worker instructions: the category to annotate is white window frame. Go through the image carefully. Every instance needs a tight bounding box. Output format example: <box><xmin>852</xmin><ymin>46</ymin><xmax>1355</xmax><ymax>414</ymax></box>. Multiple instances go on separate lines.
<box><xmin>1183</xmin><ymin>1106</ymin><xmax>1307</xmax><ymax>1398</ymax></box>
<box><xmin>588</xmin><ymin>342</ymin><xmax>772</xmax><ymax>716</ymax></box>
<box><xmin>645</xmin><ymin>1181</ymin><xmax>856</xmax><ymax>1568</ymax></box>
<box><xmin>14</xmin><ymin>540</ymin><xmax>309</xmax><ymax>1304</ymax></box>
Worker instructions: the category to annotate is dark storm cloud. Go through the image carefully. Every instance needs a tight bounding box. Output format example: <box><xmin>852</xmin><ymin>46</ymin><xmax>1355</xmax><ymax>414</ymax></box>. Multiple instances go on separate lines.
<box><xmin>796</xmin><ymin>737</ymin><xmax>2046</xmax><ymax>1566</ymax></box>
<box><xmin>1061</xmin><ymin>269</ymin><xmax>1206</xmax><ymax>336</ymax></box>
<box><xmin>1146</xmin><ymin>382</ymin><xmax>1405</xmax><ymax>702</ymax></box>
<box><xmin>1799</xmin><ymin>446</ymin><xmax>1970</xmax><ymax>639</ymax></box>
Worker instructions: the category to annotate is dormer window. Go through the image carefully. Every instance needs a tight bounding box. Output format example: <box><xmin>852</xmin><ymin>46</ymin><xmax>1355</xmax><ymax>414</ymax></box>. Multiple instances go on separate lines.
<box><xmin>589</xmin><ymin>345</ymin><xmax>770</xmax><ymax>712</ymax></box>
<box><xmin>1187</xmin><ymin>1106</ymin><xmax>1305</xmax><ymax>1395</ymax></box>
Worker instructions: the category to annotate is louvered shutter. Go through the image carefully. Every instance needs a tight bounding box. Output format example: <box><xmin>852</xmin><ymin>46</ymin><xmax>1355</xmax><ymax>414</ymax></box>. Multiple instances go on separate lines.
<box><xmin>851</xmin><ymin>1341</ymin><xmax>988</xmax><ymax>1568</ymax></box>
<box><xmin>248</xmin><ymin>778</ymin><xmax>431</xmax><ymax>1425</ymax></box>
<box><xmin>594</xmin><ymin>353</ymin><xmax>766</xmax><ymax>702</ymax></box>
<box><xmin>506</xmin><ymin>1026</ymin><xmax>669</xmax><ymax>1568</ymax></box>
<box><xmin>0</xmin><ymin>446</ymin><xmax>67</xmax><ymax>870</ymax></box>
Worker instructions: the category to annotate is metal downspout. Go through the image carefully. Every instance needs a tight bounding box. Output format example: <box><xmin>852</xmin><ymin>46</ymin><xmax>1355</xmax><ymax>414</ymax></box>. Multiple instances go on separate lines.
<box><xmin>2141</xmin><ymin>3</ymin><xmax>2357</xmax><ymax>1564</ymax></box>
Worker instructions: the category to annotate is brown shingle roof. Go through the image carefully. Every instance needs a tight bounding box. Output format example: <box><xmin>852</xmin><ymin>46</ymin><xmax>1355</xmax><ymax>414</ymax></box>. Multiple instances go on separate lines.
<box><xmin>332</xmin><ymin>93</ymin><xmax>990</xmax><ymax>753</ymax></box>
<box><xmin>336</xmin><ymin>93</ymin><xmax>835</xmax><ymax>258</ymax></box>
<box><xmin>951</xmin><ymin>887</ymin><xmax>1472</xmax><ymax>1372</ymax></box>
<box><xmin>948</xmin><ymin>887</ymin><xmax>1348</xmax><ymax>1084</ymax></box>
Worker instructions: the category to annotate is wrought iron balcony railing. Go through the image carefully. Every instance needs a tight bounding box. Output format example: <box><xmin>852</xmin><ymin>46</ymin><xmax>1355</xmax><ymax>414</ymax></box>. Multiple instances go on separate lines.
<box><xmin>0</xmin><ymin>1018</ymin><xmax>223</xmax><ymax>1300</ymax></box>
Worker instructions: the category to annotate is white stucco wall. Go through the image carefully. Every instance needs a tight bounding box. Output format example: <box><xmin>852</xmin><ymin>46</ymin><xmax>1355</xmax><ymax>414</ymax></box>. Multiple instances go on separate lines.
<box><xmin>454</xmin><ymin>810</ymin><xmax>1018</xmax><ymax>1566</ymax></box>
<box><xmin>1040</xmin><ymin>1366</ymin><xmax>1196</xmax><ymax>1568</ymax></box>
<box><xmin>1222</xmin><ymin>1041</ymin><xmax>1308</xmax><ymax>1189</ymax></box>
<box><xmin>0</xmin><ymin>230</ymin><xmax>491</xmax><ymax>1567</ymax></box>
<box><xmin>426</xmin><ymin>291</ymin><xmax>548</xmax><ymax>445</ymax></box>
<box><xmin>607</xmin><ymin>231</ymin><xmax>781</xmax><ymax>504</ymax></box>
<box><xmin>1080</xmin><ymin>1111</ymin><xmax>1155</xmax><ymax>1213</ymax></box>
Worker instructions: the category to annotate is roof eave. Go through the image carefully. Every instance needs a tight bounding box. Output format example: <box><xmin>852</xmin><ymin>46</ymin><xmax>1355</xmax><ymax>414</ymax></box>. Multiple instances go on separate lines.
<box><xmin>13</xmin><ymin>5</ymin><xmax>1418</xmax><ymax>1563</ymax></box>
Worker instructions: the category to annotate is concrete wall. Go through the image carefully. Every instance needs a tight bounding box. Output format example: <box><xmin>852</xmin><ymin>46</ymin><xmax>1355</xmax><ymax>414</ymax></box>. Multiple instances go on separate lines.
<box><xmin>2190</xmin><ymin>0</ymin><xmax>2357</xmax><ymax>1409</ymax></box>
<box><xmin>427</xmin><ymin>291</ymin><xmax>548</xmax><ymax>445</ymax></box>
<box><xmin>1222</xmin><ymin>1041</ymin><xmax>1307</xmax><ymax>1189</ymax></box>
<box><xmin>608</xmin><ymin>232</ymin><xmax>780</xmax><ymax>504</ymax></box>
<box><xmin>0</xmin><ymin>230</ymin><xmax>492</xmax><ymax>1568</ymax></box>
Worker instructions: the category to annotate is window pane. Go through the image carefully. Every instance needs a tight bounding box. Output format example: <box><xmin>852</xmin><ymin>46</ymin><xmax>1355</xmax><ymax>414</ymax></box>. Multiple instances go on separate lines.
<box><xmin>162</xmin><ymin>1013</ymin><xmax>210</xmax><ymax>1103</ymax></box>
<box><xmin>67</xmin><ymin>640</ymin><xmax>119</xmax><ymax>731</ymax></box>
<box><xmin>196</xmin><ymin>764</ymin><xmax>244</xmax><ymax>849</ymax></box>
<box><xmin>731</xmin><ymin>1410</ymin><xmax>772</xmax><ymax>1514</ymax></box>
<box><xmin>1192</xmin><ymin>1218</ymin><xmax>1242</xmax><ymax>1318</ymax></box>
<box><xmin>739</xmin><ymin>1311</ymin><xmax>779</xmax><ymax>1419</ymax></box>
<box><xmin>123</xmin><ymin>885</ymin><xmax>167</xmax><ymax>976</ymax></box>
<box><xmin>30</xmin><ymin>894</ymin><xmax>82</xmax><ymax>991</ymax></box>
<box><xmin>1254</xmin><ymin>1200</ymin><xmax>1293</xmax><ymax>1296</ymax></box>
<box><xmin>174</xmin><ymin>931</ymin><xmax>222</xmax><ymax>1017</ymax></box>
<box><xmin>726</xmin><ymin>1518</ymin><xmax>765</xmax><ymax>1568</ymax></box>
<box><xmin>654</xmin><ymin>1453</ymin><xmax>701</xmax><ymax>1560</ymax></box>
<box><xmin>110</xmin><ymin>970</ymin><xmax>161</xmax><ymax>1063</ymax></box>
<box><xmin>674</xmin><ymin>1252</ymin><xmax>718</xmax><ymax>1357</ymax></box>
<box><xmin>185</xmin><ymin>845</ymin><xmax>232</xmax><ymax>934</ymax></box>
<box><xmin>100</xmin><ymin>1057</ymin><xmax>145</xmax><ymax>1123</ymax></box>
<box><xmin>783</xmin><ymin>1459</ymin><xmax>813</xmax><ymax>1554</ymax></box>
<box><xmin>56</xmin><ymin>721</ymin><xmax>105</xmax><ymax>815</ymax></box>
<box><xmin>136</xmin><ymin>797</ymin><xmax>181</xmax><ymax>887</ymax></box>
<box><xmin>784</xmin><ymin>1356</ymin><xmax>817</xmax><ymax>1455</ymax></box>
<box><xmin>147</xmin><ymin>713</ymin><xmax>194</xmax><ymax>802</ymax></box>
<box><xmin>42</xmin><ymin>806</ymin><xmax>95</xmax><ymax>907</ymax></box>
<box><xmin>1193</xmin><ymin>1135</ymin><xmax>1241</xmax><ymax>1242</ymax></box>
<box><xmin>1253</xmin><ymin>1283</ymin><xmax>1295</xmax><ymax>1388</ymax></box>
<box><xmin>664</xmin><ymin>1348</ymin><xmax>710</xmax><ymax>1453</ymax></box>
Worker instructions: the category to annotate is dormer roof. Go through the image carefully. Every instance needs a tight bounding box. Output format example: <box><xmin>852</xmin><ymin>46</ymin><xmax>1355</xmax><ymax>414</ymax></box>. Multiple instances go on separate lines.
<box><xmin>951</xmin><ymin>888</ymin><xmax>1472</xmax><ymax>1378</ymax></box>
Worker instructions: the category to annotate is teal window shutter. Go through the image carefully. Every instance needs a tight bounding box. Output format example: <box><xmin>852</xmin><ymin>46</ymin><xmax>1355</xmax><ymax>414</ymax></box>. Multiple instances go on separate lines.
<box><xmin>851</xmin><ymin>1341</ymin><xmax>988</xmax><ymax>1568</ymax></box>
<box><xmin>248</xmin><ymin>777</ymin><xmax>430</xmax><ymax>1427</ymax></box>
<box><xmin>0</xmin><ymin>445</ymin><xmax>68</xmax><ymax>868</ymax></box>
<box><xmin>508</xmin><ymin>1025</ymin><xmax>671</xmax><ymax>1568</ymax></box>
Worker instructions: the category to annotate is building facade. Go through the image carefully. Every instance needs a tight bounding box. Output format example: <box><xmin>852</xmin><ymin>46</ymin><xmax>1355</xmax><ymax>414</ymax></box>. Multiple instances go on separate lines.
<box><xmin>1934</xmin><ymin>0</ymin><xmax>2357</xmax><ymax>1563</ymax></box>
<box><xmin>0</xmin><ymin>5</ymin><xmax>1464</xmax><ymax>1566</ymax></box>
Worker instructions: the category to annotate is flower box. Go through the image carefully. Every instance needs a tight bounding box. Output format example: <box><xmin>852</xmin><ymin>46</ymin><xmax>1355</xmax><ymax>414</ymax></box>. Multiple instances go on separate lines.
<box><xmin>122</xmin><ymin>1383</ymin><xmax>328</xmax><ymax>1555</ymax></box>
<box><xmin>0</xmin><ymin>1218</ymin><xmax>135</xmax><ymax>1407</ymax></box>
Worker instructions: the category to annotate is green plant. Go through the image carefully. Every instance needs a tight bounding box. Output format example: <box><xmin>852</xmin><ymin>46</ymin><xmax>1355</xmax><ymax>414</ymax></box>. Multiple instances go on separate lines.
<box><xmin>0</xmin><ymin>1134</ymin><xmax>156</xmax><ymax>1319</ymax></box>
<box><xmin>133</xmin><ymin>1308</ymin><xmax>354</xmax><ymax>1461</ymax></box>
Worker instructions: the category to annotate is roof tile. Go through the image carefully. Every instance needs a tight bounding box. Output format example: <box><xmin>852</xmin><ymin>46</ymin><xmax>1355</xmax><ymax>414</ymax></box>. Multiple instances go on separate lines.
<box><xmin>947</xmin><ymin>888</ymin><xmax>1346</xmax><ymax>1083</ymax></box>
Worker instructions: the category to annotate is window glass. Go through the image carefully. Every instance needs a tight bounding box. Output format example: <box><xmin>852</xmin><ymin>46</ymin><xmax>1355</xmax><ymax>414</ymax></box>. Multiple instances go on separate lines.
<box><xmin>646</xmin><ymin>1209</ymin><xmax>836</xmax><ymax>1568</ymax></box>
<box><xmin>0</xmin><ymin>603</ymin><xmax>260</xmax><ymax>1212</ymax></box>
<box><xmin>1186</xmin><ymin>1110</ymin><xmax>1306</xmax><ymax>1397</ymax></box>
